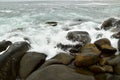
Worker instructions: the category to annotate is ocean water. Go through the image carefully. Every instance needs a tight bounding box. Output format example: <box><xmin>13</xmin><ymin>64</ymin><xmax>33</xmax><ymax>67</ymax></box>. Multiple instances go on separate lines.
<box><xmin>0</xmin><ymin>1</ymin><xmax>120</xmax><ymax>59</ymax></box>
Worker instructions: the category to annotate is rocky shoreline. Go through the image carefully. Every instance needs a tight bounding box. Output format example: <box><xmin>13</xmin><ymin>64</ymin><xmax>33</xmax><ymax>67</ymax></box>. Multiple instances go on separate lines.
<box><xmin>0</xmin><ymin>18</ymin><xmax>120</xmax><ymax>80</ymax></box>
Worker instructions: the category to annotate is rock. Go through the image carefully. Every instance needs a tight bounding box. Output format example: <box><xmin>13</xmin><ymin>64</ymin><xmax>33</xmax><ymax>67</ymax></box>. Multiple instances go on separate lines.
<box><xmin>111</xmin><ymin>32</ymin><xmax>120</xmax><ymax>39</ymax></box>
<box><xmin>0</xmin><ymin>41</ymin><xmax>30</xmax><ymax>80</ymax></box>
<box><xmin>114</xmin><ymin>63</ymin><xmax>120</xmax><ymax>75</ymax></box>
<box><xmin>66</xmin><ymin>31</ymin><xmax>91</xmax><ymax>44</ymax></box>
<box><xmin>95</xmin><ymin>73</ymin><xmax>113</xmax><ymax>80</ymax></box>
<box><xmin>94</xmin><ymin>38</ymin><xmax>117</xmax><ymax>57</ymax></box>
<box><xmin>74</xmin><ymin>54</ymin><xmax>99</xmax><ymax>67</ymax></box>
<box><xmin>40</xmin><ymin>53</ymin><xmax>74</xmax><ymax>69</ymax></box>
<box><xmin>89</xmin><ymin>65</ymin><xmax>113</xmax><ymax>73</ymax></box>
<box><xmin>118</xmin><ymin>39</ymin><xmax>120</xmax><ymax>52</ymax></box>
<box><xmin>52</xmin><ymin>53</ymin><xmax>74</xmax><ymax>65</ymax></box>
<box><xmin>101</xmin><ymin>18</ymin><xmax>116</xmax><ymax>30</ymax></box>
<box><xmin>26</xmin><ymin>65</ymin><xmax>95</xmax><ymax>80</ymax></box>
<box><xmin>19</xmin><ymin>52</ymin><xmax>47</xmax><ymax>80</ymax></box>
<box><xmin>56</xmin><ymin>43</ymin><xmax>82</xmax><ymax>53</ymax></box>
<box><xmin>46</xmin><ymin>22</ymin><xmax>57</xmax><ymax>26</ymax></box>
<box><xmin>74</xmin><ymin>44</ymin><xmax>100</xmax><ymax>67</ymax></box>
<box><xmin>75</xmin><ymin>67</ymin><xmax>94</xmax><ymax>76</ymax></box>
<box><xmin>81</xmin><ymin>44</ymin><xmax>101</xmax><ymax>55</ymax></box>
<box><xmin>111</xmin><ymin>75</ymin><xmax>120</xmax><ymax>80</ymax></box>
<box><xmin>0</xmin><ymin>40</ymin><xmax>12</xmax><ymax>52</ymax></box>
<box><xmin>105</xmin><ymin>55</ymin><xmax>120</xmax><ymax>66</ymax></box>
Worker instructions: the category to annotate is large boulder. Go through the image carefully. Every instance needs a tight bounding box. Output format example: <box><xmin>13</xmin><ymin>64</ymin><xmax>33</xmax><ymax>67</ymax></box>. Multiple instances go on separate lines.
<box><xmin>0</xmin><ymin>41</ymin><xmax>30</xmax><ymax>80</ymax></box>
<box><xmin>74</xmin><ymin>54</ymin><xmax>99</xmax><ymax>67</ymax></box>
<box><xmin>101</xmin><ymin>18</ymin><xmax>116</xmax><ymax>30</ymax></box>
<box><xmin>19</xmin><ymin>52</ymin><xmax>47</xmax><ymax>80</ymax></box>
<box><xmin>40</xmin><ymin>53</ymin><xmax>74</xmax><ymax>69</ymax></box>
<box><xmin>26</xmin><ymin>65</ymin><xmax>95</xmax><ymax>80</ymax></box>
<box><xmin>0</xmin><ymin>40</ymin><xmax>12</xmax><ymax>52</ymax></box>
<box><xmin>74</xmin><ymin>44</ymin><xmax>100</xmax><ymax>67</ymax></box>
<box><xmin>94</xmin><ymin>38</ymin><xmax>117</xmax><ymax>57</ymax></box>
<box><xmin>66</xmin><ymin>31</ymin><xmax>91</xmax><ymax>45</ymax></box>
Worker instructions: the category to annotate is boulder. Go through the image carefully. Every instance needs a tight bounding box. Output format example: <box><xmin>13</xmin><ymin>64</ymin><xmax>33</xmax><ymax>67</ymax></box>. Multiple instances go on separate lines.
<box><xmin>89</xmin><ymin>65</ymin><xmax>113</xmax><ymax>73</ymax></box>
<box><xmin>46</xmin><ymin>22</ymin><xmax>57</xmax><ymax>26</ymax></box>
<box><xmin>26</xmin><ymin>65</ymin><xmax>95</xmax><ymax>80</ymax></box>
<box><xmin>0</xmin><ymin>40</ymin><xmax>12</xmax><ymax>52</ymax></box>
<box><xmin>19</xmin><ymin>52</ymin><xmax>47</xmax><ymax>79</ymax></box>
<box><xmin>66</xmin><ymin>31</ymin><xmax>91</xmax><ymax>45</ymax></box>
<box><xmin>75</xmin><ymin>67</ymin><xmax>94</xmax><ymax>76</ymax></box>
<box><xmin>111</xmin><ymin>32</ymin><xmax>120</xmax><ymax>39</ymax></box>
<box><xmin>0</xmin><ymin>41</ymin><xmax>30</xmax><ymax>80</ymax></box>
<box><xmin>114</xmin><ymin>63</ymin><xmax>120</xmax><ymax>75</ymax></box>
<box><xmin>81</xmin><ymin>44</ymin><xmax>101</xmax><ymax>55</ymax></box>
<box><xmin>94</xmin><ymin>38</ymin><xmax>117</xmax><ymax>57</ymax></box>
<box><xmin>95</xmin><ymin>73</ymin><xmax>113</xmax><ymax>80</ymax></box>
<box><xmin>101</xmin><ymin>18</ymin><xmax>116</xmax><ymax>30</ymax></box>
<box><xmin>74</xmin><ymin>54</ymin><xmax>99</xmax><ymax>67</ymax></box>
<box><xmin>40</xmin><ymin>53</ymin><xmax>74</xmax><ymax>69</ymax></box>
<box><xmin>118</xmin><ymin>39</ymin><xmax>120</xmax><ymax>52</ymax></box>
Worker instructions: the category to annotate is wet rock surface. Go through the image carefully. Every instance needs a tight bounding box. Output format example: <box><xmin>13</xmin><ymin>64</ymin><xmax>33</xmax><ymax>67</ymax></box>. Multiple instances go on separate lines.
<box><xmin>26</xmin><ymin>65</ymin><xmax>95</xmax><ymax>80</ymax></box>
<box><xmin>19</xmin><ymin>52</ymin><xmax>47</xmax><ymax>79</ymax></box>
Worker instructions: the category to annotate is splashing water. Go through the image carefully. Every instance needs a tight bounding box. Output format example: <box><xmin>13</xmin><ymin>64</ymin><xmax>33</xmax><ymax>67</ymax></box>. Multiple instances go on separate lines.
<box><xmin>0</xmin><ymin>1</ymin><xmax>119</xmax><ymax>59</ymax></box>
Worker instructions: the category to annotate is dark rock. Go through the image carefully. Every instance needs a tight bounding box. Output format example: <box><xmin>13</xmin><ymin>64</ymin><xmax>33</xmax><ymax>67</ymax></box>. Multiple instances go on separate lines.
<box><xmin>0</xmin><ymin>40</ymin><xmax>12</xmax><ymax>52</ymax></box>
<box><xmin>0</xmin><ymin>41</ymin><xmax>30</xmax><ymax>80</ymax></box>
<box><xmin>112</xmin><ymin>32</ymin><xmax>120</xmax><ymax>39</ymax></box>
<box><xmin>19</xmin><ymin>52</ymin><xmax>47</xmax><ymax>79</ymax></box>
<box><xmin>101</xmin><ymin>18</ymin><xmax>116</xmax><ymax>30</ymax></box>
<box><xmin>118</xmin><ymin>39</ymin><xmax>120</xmax><ymax>52</ymax></box>
<box><xmin>26</xmin><ymin>65</ymin><xmax>95</xmax><ymax>80</ymax></box>
<box><xmin>46</xmin><ymin>22</ymin><xmax>57</xmax><ymax>26</ymax></box>
<box><xmin>66</xmin><ymin>31</ymin><xmax>91</xmax><ymax>44</ymax></box>
<box><xmin>111</xmin><ymin>75</ymin><xmax>120</xmax><ymax>80</ymax></box>
<box><xmin>114</xmin><ymin>63</ymin><xmax>120</xmax><ymax>75</ymax></box>
<box><xmin>75</xmin><ymin>67</ymin><xmax>94</xmax><ymax>76</ymax></box>
<box><xmin>89</xmin><ymin>65</ymin><xmax>113</xmax><ymax>73</ymax></box>
<box><xmin>40</xmin><ymin>53</ymin><xmax>74</xmax><ymax>69</ymax></box>
<box><xmin>95</xmin><ymin>73</ymin><xmax>113</xmax><ymax>80</ymax></box>
<box><xmin>94</xmin><ymin>38</ymin><xmax>117</xmax><ymax>57</ymax></box>
<box><xmin>56</xmin><ymin>43</ymin><xmax>82</xmax><ymax>53</ymax></box>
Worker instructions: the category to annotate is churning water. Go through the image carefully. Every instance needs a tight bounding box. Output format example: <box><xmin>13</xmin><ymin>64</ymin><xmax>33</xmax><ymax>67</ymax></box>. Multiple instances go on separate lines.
<box><xmin>0</xmin><ymin>1</ymin><xmax>120</xmax><ymax>59</ymax></box>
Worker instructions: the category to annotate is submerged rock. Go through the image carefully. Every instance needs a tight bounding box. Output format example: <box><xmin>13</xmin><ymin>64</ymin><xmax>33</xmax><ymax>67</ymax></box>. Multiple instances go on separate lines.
<box><xmin>101</xmin><ymin>18</ymin><xmax>116</xmax><ymax>30</ymax></box>
<box><xmin>0</xmin><ymin>41</ymin><xmax>30</xmax><ymax>80</ymax></box>
<box><xmin>66</xmin><ymin>31</ymin><xmax>91</xmax><ymax>44</ymax></box>
<box><xmin>46</xmin><ymin>22</ymin><xmax>57</xmax><ymax>26</ymax></box>
<box><xmin>26</xmin><ymin>65</ymin><xmax>95</xmax><ymax>80</ymax></box>
<box><xmin>111</xmin><ymin>32</ymin><xmax>120</xmax><ymax>39</ymax></box>
<box><xmin>0</xmin><ymin>40</ymin><xmax>12</xmax><ymax>52</ymax></box>
<box><xmin>56</xmin><ymin>43</ymin><xmax>82</xmax><ymax>53</ymax></box>
<box><xmin>19</xmin><ymin>52</ymin><xmax>47</xmax><ymax>80</ymax></box>
<box><xmin>94</xmin><ymin>38</ymin><xmax>117</xmax><ymax>57</ymax></box>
